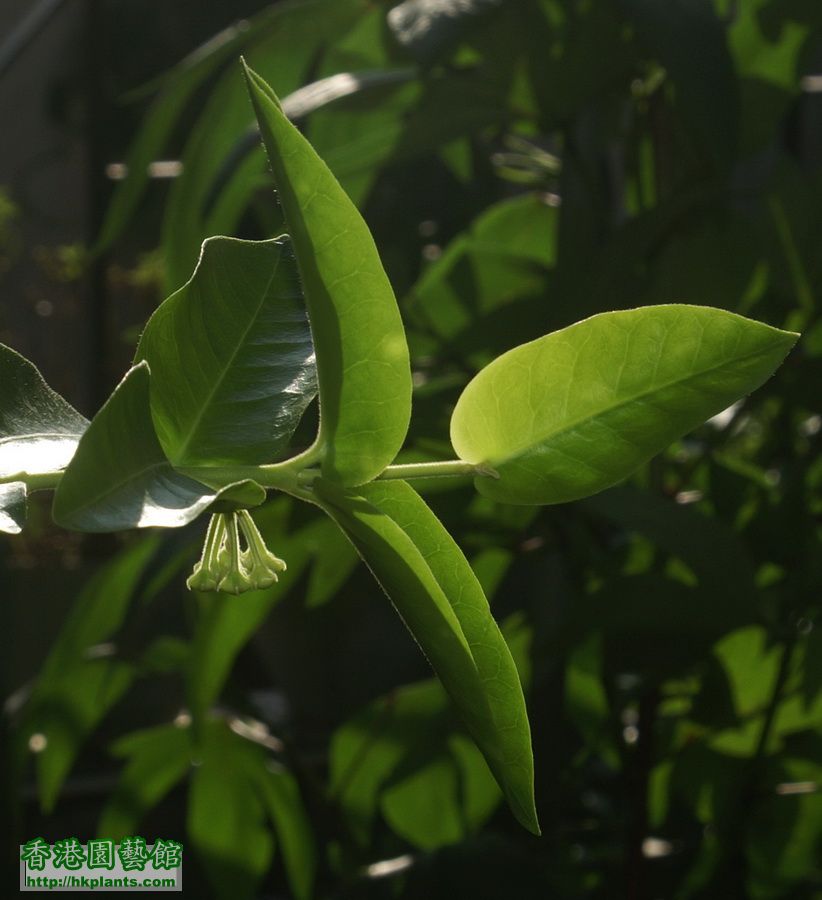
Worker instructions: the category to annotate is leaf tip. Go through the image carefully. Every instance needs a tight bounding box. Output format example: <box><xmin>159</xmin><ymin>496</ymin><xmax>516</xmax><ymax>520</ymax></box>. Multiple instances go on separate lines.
<box><xmin>241</xmin><ymin>59</ymin><xmax>282</xmax><ymax>112</ymax></box>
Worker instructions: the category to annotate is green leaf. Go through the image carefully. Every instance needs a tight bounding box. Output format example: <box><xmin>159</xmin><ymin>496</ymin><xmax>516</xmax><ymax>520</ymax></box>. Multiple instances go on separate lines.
<box><xmin>52</xmin><ymin>363</ymin><xmax>217</xmax><ymax>532</ymax></box>
<box><xmin>95</xmin><ymin>0</ymin><xmax>335</xmax><ymax>254</ymax></box>
<box><xmin>135</xmin><ymin>236</ymin><xmax>317</xmax><ymax>468</ymax></box>
<box><xmin>188</xmin><ymin>721</ymin><xmax>274</xmax><ymax>900</ymax></box>
<box><xmin>0</xmin><ymin>343</ymin><xmax>88</xmax><ymax>478</ymax></box>
<box><xmin>98</xmin><ymin>723</ymin><xmax>192</xmax><ymax>840</ymax></box>
<box><xmin>581</xmin><ymin>485</ymin><xmax>755</xmax><ymax>592</ymax></box>
<box><xmin>23</xmin><ymin>536</ymin><xmax>160</xmax><ymax>810</ymax></box>
<box><xmin>160</xmin><ymin>0</ymin><xmax>371</xmax><ymax>290</ymax></box>
<box><xmin>618</xmin><ymin>0</ymin><xmax>739</xmax><ymax>168</ymax></box>
<box><xmin>314</xmin><ymin>478</ymin><xmax>539</xmax><ymax>834</ymax></box>
<box><xmin>408</xmin><ymin>193</ymin><xmax>558</xmax><ymax>351</ymax></box>
<box><xmin>208</xmin><ymin>479</ymin><xmax>267</xmax><ymax>513</ymax></box>
<box><xmin>450</xmin><ymin>305</ymin><xmax>798</xmax><ymax>505</ymax></box>
<box><xmin>304</xmin><ymin>521</ymin><xmax>359</xmax><ymax>607</ymax></box>
<box><xmin>0</xmin><ymin>482</ymin><xmax>25</xmax><ymax>534</ymax></box>
<box><xmin>381</xmin><ymin>752</ymin><xmax>465</xmax><ymax>849</ymax></box>
<box><xmin>243</xmin><ymin>63</ymin><xmax>412</xmax><ymax>485</ymax></box>
<box><xmin>330</xmin><ymin>679</ymin><xmax>450</xmax><ymax>842</ymax></box>
<box><xmin>251</xmin><ymin>765</ymin><xmax>317</xmax><ymax>900</ymax></box>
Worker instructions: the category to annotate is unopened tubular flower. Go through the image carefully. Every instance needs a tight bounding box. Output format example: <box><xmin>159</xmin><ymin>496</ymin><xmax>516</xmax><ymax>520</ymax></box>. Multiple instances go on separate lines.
<box><xmin>186</xmin><ymin>509</ymin><xmax>287</xmax><ymax>595</ymax></box>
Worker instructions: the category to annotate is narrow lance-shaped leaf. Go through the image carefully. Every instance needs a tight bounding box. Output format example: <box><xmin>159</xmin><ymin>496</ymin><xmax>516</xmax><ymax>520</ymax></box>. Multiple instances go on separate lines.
<box><xmin>450</xmin><ymin>305</ymin><xmax>798</xmax><ymax>505</ymax></box>
<box><xmin>358</xmin><ymin>480</ymin><xmax>537</xmax><ymax>833</ymax></box>
<box><xmin>135</xmin><ymin>236</ymin><xmax>317</xmax><ymax>468</ymax></box>
<box><xmin>53</xmin><ymin>363</ymin><xmax>219</xmax><ymax>532</ymax></box>
<box><xmin>314</xmin><ymin>478</ymin><xmax>539</xmax><ymax>834</ymax></box>
<box><xmin>243</xmin><ymin>62</ymin><xmax>412</xmax><ymax>485</ymax></box>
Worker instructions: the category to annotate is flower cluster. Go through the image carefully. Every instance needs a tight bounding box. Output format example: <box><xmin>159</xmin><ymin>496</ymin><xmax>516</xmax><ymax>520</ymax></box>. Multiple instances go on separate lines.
<box><xmin>187</xmin><ymin>509</ymin><xmax>286</xmax><ymax>594</ymax></box>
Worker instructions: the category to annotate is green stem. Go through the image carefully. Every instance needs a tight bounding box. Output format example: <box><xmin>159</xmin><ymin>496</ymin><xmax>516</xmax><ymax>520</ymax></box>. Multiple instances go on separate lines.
<box><xmin>0</xmin><ymin>471</ymin><xmax>64</xmax><ymax>490</ymax></box>
<box><xmin>4</xmin><ymin>458</ymin><xmax>494</xmax><ymax>500</ymax></box>
<box><xmin>296</xmin><ymin>459</ymin><xmax>492</xmax><ymax>485</ymax></box>
<box><xmin>379</xmin><ymin>460</ymin><xmax>495</xmax><ymax>480</ymax></box>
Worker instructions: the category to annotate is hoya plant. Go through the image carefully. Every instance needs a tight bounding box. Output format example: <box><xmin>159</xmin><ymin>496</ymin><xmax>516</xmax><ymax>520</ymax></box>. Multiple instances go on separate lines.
<box><xmin>0</xmin><ymin>63</ymin><xmax>799</xmax><ymax>835</ymax></box>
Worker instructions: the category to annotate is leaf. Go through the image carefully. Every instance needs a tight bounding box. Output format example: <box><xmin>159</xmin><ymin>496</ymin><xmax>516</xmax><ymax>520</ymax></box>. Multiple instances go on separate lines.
<box><xmin>617</xmin><ymin>0</ymin><xmax>739</xmax><ymax>168</ymax></box>
<box><xmin>304</xmin><ymin>521</ymin><xmax>360</xmax><ymax>607</ymax></box>
<box><xmin>243</xmin><ymin>63</ymin><xmax>412</xmax><ymax>485</ymax></box>
<box><xmin>188</xmin><ymin>721</ymin><xmax>274</xmax><ymax>900</ymax></box>
<box><xmin>381</xmin><ymin>752</ymin><xmax>465</xmax><ymax>849</ymax></box>
<box><xmin>93</xmin><ymin>39</ymin><xmax>236</xmax><ymax>253</ymax></box>
<box><xmin>330</xmin><ymin>679</ymin><xmax>450</xmax><ymax>842</ymax></box>
<box><xmin>135</xmin><ymin>236</ymin><xmax>317</xmax><ymax>468</ymax></box>
<box><xmin>208</xmin><ymin>479</ymin><xmax>267</xmax><ymax>513</ymax></box>
<box><xmin>450</xmin><ymin>305</ymin><xmax>798</xmax><ymax>505</ymax></box>
<box><xmin>23</xmin><ymin>536</ymin><xmax>160</xmax><ymax>810</ymax></box>
<box><xmin>52</xmin><ymin>363</ymin><xmax>217</xmax><ymax>532</ymax></box>
<box><xmin>98</xmin><ymin>723</ymin><xmax>192</xmax><ymax>840</ymax></box>
<box><xmin>408</xmin><ymin>193</ymin><xmax>558</xmax><ymax>346</ymax></box>
<box><xmin>0</xmin><ymin>482</ymin><xmax>26</xmax><ymax>534</ymax></box>
<box><xmin>581</xmin><ymin>484</ymin><xmax>755</xmax><ymax>592</ymax></box>
<box><xmin>314</xmin><ymin>478</ymin><xmax>539</xmax><ymax>834</ymax></box>
<box><xmin>95</xmin><ymin>0</ymin><xmax>333</xmax><ymax>253</ymax></box>
<box><xmin>0</xmin><ymin>343</ymin><xmax>88</xmax><ymax>479</ymax></box>
<box><xmin>160</xmin><ymin>0</ymin><xmax>372</xmax><ymax>290</ymax></box>
<box><xmin>251</xmin><ymin>765</ymin><xmax>317</xmax><ymax>900</ymax></box>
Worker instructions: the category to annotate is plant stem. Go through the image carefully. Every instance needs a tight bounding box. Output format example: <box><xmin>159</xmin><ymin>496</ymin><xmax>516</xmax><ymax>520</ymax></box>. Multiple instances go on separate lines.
<box><xmin>2</xmin><ymin>458</ymin><xmax>494</xmax><ymax>498</ymax></box>
<box><xmin>379</xmin><ymin>460</ymin><xmax>494</xmax><ymax>480</ymax></box>
<box><xmin>0</xmin><ymin>471</ymin><xmax>63</xmax><ymax>490</ymax></box>
<box><xmin>295</xmin><ymin>459</ymin><xmax>494</xmax><ymax>486</ymax></box>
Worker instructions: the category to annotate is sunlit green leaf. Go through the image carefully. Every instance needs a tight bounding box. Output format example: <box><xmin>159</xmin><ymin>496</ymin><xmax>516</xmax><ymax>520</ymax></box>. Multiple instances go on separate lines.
<box><xmin>136</xmin><ymin>236</ymin><xmax>317</xmax><ymax>468</ymax></box>
<box><xmin>244</xmin><ymin>63</ymin><xmax>412</xmax><ymax>485</ymax></box>
<box><xmin>314</xmin><ymin>478</ymin><xmax>539</xmax><ymax>834</ymax></box>
<box><xmin>0</xmin><ymin>344</ymin><xmax>88</xmax><ymax>488</ymax></box>
<box><xmin>52</xmin><ymin>364</ymin><xmax>217</xmax><ymax>532</ymax></box>
<box><xmin>451</xmin><ymin>305</ymin><xmax>798</xmax><ymax>505</ymax></box>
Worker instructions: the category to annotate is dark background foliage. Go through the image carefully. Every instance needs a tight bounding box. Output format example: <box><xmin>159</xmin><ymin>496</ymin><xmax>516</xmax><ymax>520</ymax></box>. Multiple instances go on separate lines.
<box><xmin>2</xmin><ymin>0</ymin><xmax>822</xmax><ymax>897</ymax></box>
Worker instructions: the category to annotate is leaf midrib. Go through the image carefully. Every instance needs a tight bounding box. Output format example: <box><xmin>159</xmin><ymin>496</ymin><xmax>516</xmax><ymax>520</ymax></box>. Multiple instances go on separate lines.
<box><xmin>488</xmin><ymin>341</ymin><xmax>782</xmax><ymax>466</ymax></box>
<box><xmin>63</xmin><ymin>459</ymin><xmax>197</xmax><ymax>519</ymax></box>
<box><xmin>170</xmin><ymin>256</ymin><xmax>282</xmax><ymax>463</ymax></box>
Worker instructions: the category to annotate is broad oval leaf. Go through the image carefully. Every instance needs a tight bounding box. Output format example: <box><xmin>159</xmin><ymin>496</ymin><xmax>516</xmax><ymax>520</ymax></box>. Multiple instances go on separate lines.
<box><xmin>53</xmin><ymin>363</ymin><xmax>219</xmax><ymax>532</ymax></box>
<box><xmin>314</xmin><ymin>478</ymin><xmax>539</xmax><ymax>834</ymax></box>
<box><xmin>135</xmin><ymin>236</ymin><xmax>317</xmax><ymax>468</ymax></box>
<box><xmin>243</xmin><ymin>63</ymin><xmax>412</xmax><ymax>486</ymax></box>
<box><xmin>0</xmin><ymin>343</ymin><xmax>88</xmax><ymax>479</ymax></box>
<box><xmin>450</xmin><ymin>305</ymin><xmax>798</xmax><ymax>505</ymax></box>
